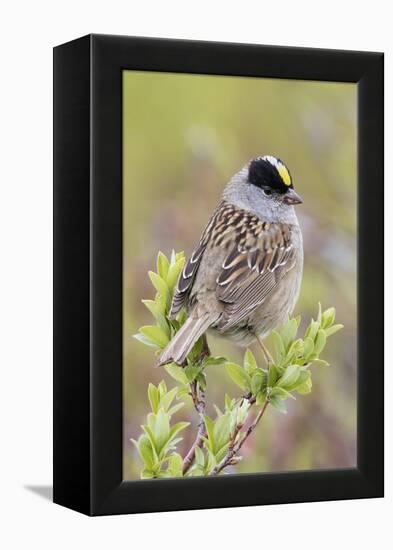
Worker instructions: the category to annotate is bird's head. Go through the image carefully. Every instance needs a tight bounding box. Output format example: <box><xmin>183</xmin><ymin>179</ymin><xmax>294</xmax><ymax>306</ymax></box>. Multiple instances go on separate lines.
<box><xmin>247</xmin><ymin>155</ymin><xmax>303</xmax><ymax>206</ymax></box>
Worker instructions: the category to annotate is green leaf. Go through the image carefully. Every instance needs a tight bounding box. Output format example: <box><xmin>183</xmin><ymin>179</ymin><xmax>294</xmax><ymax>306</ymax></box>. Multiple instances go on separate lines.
<box><xmin>206</xmin><ymin>448</ymin><xmax>217</xmax><ymax>472</ymax></box>
<box><xmin>256</xmin><ymin>391</ymin><xmax>266</xmax><ymax>406</ymax></box>
<box><xmin>141</xmin><ymin>425</ymin><xmax>159</xmax><ymax>461</ymax></box>
<box><xmin>167</xmin><ymin>421</ymin><xmax>189</xmax><ymax>447</ymax></box>
<box><xmin>296</xmin><ymin>376</ymin><xmax>313</xmax><ymax>394</ymax></box>
<box><xmin>317</xmin><ymin>302</ymin><xmax>322</xmax><ymax>324</ymax></box>
<box><xmin>269</xmin><ymin>395</ymin><xmax>287</xmax><ymax>414</ymax></box>
<box><xmin>166</xmin><ymin>259</ymin><xmax>185</xmax><ymax>292</ymax></box>
<box><xmin>324</xmin><ymin>324</ymin><xmax>344</xmax><ymax>337</ymax></box>
<box><xmin>251</xmin><ymin>370</ymin><xmax>266</xmax><ymax>396</ymax></box>
<box><xmin>164</xmin><ymin>363</ymin><xmax>189</xmax><ymax>385</ymax></box>
<box><xmin>195</xmin><ymin>446</ymin><xmax>205</xmax><ymax>467</ymax></box>
<box><xmin>141</xmin><ymin>299</ymin><xmax>169</xmax><ymax>334</ymax></box>
<box><xmin>285</xmin><ymin>369</ymin><xmax>311</xmax><ymax>391</ymax></box>
<box><xmin>159</xmin><ymin>386</ymin><xmax>178</xmax><ymax>412</ymax></box>
<box><xmin>141</xmin><ymin>468</ymin><xmax>156</xmax><ymax>479</ymax></box>
<box><xmin>214</xmin><ymin>413</ymin><xmax>232</xmax><ymax>453</ymax></box>
<box><xmin>204</xmin><ymin>416</ymin><xmax>215</xmax><ymax>452</ymax></box>
<box><xmin>225</xmin><ymin>362</ymin><xmax>251</xmax><ymax>391</ymax></box>
<box><xmin>156</xmin><ymin>293</ymin><xmax>168</xmax><ymax>317</ymax></box>
<box><xmin>132</xmin><ymin>434</ymin><xmax>155</xmax><ymax>469</ymax></box>
<box><xmin>133</xmin><ymin>332</ymin><xmax>159</xmax><ymax>349</ymax></box>
<box><xmin>137</xmin><ymin>438</ymin><xmax>155</xmax><ymax>469</ymax></box>
<box><xmin>156</xmin><ymin>470</ymin><xmax>173</xmax><ymax>478</ymax></box>
<box><xmin>188</xmin><ymin>337</ymin><xmax>203</xmax><ymax>362</ymax></box>
<box><xmin>166</xmin><ymin>437</ymin><xmax>183</xmax><ymax>452</ymax></box>
<box><xmin>270</xmin><ymin>386</ymin><xmax>296</xmax><ymax>400</ymax></box>
<box><xmin>153</xmin><ymin>409</ymin><xmax>171</xmax><ymax>454</ymax></box>
<box><xmin>176</xmin><ymin>386</ymin><xmax>191</xmax><ymax>398</ymax></box>
<box><xmin>203</xmin><ymin>356</ymin><xmax>227</xmax><ymax>367</ymax></box>
<box><xmin>271</xmin><ymin>331</ymin><xmax>286</xmax><ymax>364</ymax></box>
<box><xmin>176</xmin><ymin>308</ymin><xmax>187</xmax><ymax>326</ymax></box>
<box><xmin>244</xmin><ymin>349</ymin><xmax>257</xmax><ymax>374</ymax></box>
<box><xmin>166</xmin><ymin>453</ymin><xmax>183</xmax><ymax>477</ymax></box>
<box><xmin>314</xmin><ymin>329</ymin><xmax>327</xmax><ymax>356</ymax></box>
<box><xmin>139</xmin><ymin>325</ymin><xmax>169</xmax><ymax>348</ymax></box>
<box><xmin>305</xmin><ymin>320</ymin><xmax>319</xmax><ymax>341</ymax></box>
<box><xmin>236</xmin><ymin>399</ymin><xmax>250</xmax><ymax>425</ymax></box>
<box><xmin>185</xmin><ymin>364</ymin><xmax>203</xmax><ymax>382</ymax></box>
<box><xmin>157</xmin><ymin>251</ymin><xmax>170</xmax><ymax>280</ymax></box>
<box><xmin>267</xmin><ymin>364</ymin><xmax>279</xmax><ymax>387</ymax></box>
<box><xmin>286</xmin><ymin>338</ymin><xmax>304</xmax><ymax>364</ymax></box>
<box><xmin>148</xmin><ymin>271</ymin><xmax>170</xmax><ymax>301</ymax></box>
<box><xmin>142</xmin><ymin>298</ymin><xmax>165</xmax><ymax>317</ymax></box>
<box><xmin>277</xmin><ymin>365</ymin><xmax>301</xmax><ymax>389</ymax></box>
<box><xmin>188</xmin><ymin>466</ymin><xmax>204</xmax><ymax>477</ymax></box>
<box><xmin>294</xmin><ymin>314</ymin><xmax>301</xmax><ymax>327</ymax></box>
<box><xmin>280</xmin><ymin>318</ymin><xmax>298</xmax><ymax>350</ymax></box>
<box><xmin>196</xmin><ymin>372</ymin><xmax>207</xmax><ymax>391</ymax></box>
<box><xmin>148</xmin><ymin>383</ymin><xmax>160</xmax><ymax>413</ymax></box>
<box><xmin>215</xmin><ymin>442</ymin><xmax>230</xmax><ymax>463</ymax></box>
<box><xmin>167</xmin><ymin>402</ymin><xmax>184</xmax><ymax>416</ymax></box>
<box><xmin>145</xmin><ymin>411</ymin><xmax>156</xmax><ymax>431</ymax></box>
<box><xmin>303</xmin><ymin>336</ymin><xmax>314</xmax><ymax>362</ymax></box>
<box><xmin>321</xmin><ymin>307</ymin><xmax>336</xmax><ymax>328</ymax></box>
<box><xmin>311</xmin><ymin>358</ymin><xmax>330</xmax><ymax>367</ymax></box>
<box><xmin>225</xmin><ymin>394</ymin><xmax>234</xmax><ymax>410</ymax></box>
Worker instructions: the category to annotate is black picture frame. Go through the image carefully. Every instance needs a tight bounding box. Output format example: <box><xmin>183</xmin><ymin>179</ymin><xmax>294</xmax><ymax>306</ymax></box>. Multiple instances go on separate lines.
<box><xmin>53</xmin><ymin>34</ymin><xmax>384</xmax><ymax>516</ymax></box>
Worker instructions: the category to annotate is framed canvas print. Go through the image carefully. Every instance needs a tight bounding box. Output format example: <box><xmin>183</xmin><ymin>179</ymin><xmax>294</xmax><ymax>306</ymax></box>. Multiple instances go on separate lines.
<box><xmin>53</xmin><ymin>34</ymin><xmax>384</xmax><ymax>516</ymax></box>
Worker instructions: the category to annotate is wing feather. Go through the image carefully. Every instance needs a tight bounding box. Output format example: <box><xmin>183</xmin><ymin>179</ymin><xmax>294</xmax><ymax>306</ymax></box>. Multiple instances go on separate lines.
<box><xmin>169</xmin><ymin>203</ymin><xmax>230</xmax><ymax>318</ymax></box>
<box><xmin>169</xmin><ymin>201</ymin><xmax>297</xmax><ymax>331</ymax></box>
<box><xmin>216</xmin><ymin>222</ymin><xmax>296</xmax><ymax>331</ymax></box>
<box><xmin>170</xmin><ymin>240</ymin><xmax>207</xmax><ymax>317</ymax></box>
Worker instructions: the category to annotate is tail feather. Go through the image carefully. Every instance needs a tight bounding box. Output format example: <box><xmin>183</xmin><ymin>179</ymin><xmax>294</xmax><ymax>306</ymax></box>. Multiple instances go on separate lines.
<box><xmin>156</xmin><ymin>313</ymin><xmax>215</xmax><ymax>367</ymax></box>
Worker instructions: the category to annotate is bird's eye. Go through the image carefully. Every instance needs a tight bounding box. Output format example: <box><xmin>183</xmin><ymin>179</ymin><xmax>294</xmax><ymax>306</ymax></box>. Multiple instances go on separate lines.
<box><xmin>263</xmin><ymin>189</ymin><xmax>272</xmax><ymax>196</ymax></box>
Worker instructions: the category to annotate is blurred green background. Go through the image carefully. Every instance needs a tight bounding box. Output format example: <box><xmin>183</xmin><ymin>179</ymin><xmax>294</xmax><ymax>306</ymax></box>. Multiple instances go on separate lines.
<box><xmin>123</xmin><ymin>71</ymin><xmax>357</xmax><ymax>480</ymax></box>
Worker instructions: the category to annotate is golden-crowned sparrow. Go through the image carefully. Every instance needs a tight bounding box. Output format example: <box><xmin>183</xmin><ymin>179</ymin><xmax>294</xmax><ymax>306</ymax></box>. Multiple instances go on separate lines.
<box><xmin>157</xmin><ymin>155</ymin><xmax>303</xmax><ymax>366</ymax></box>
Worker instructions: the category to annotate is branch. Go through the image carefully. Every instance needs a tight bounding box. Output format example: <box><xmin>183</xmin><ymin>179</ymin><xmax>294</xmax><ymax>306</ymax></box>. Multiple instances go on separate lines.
<box><xmin>135</xmin><ymin>253</ymin><xmax>344</xmax><ymax>480</ymax></box>
<box><xmin>210</xmin><ymin>400</ymin><xmax>269</xmax><ymax>475</ymax></box>
<box><xmin>182</xmin><ymin>380</ymin><xmax>206</xmax><ymax>474</ymax></box>
<box><xmin>182</xmin><ymin>333</ymin><xmax>211</xmax><ymax>474</ymax></box>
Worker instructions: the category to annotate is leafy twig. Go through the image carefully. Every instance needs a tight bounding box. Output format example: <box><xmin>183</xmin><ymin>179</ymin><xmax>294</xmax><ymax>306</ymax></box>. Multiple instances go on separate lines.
<box><xmin>132</xmin><ymin>250</ymin><xmax>344</xmax><ymax>479</ymax></box>
<box><xmin>211</xmin><ymin>401</ymin><xmax>269</xmax><ymax>475</ymax></box>
<box><xmin>182</xmin><ymin>380</ymin><xmax>206</xmax><ymax>474</ymax></box>
<box><xmin>182</xmin><ymin>334</ymin><xmax>210</xmax><ymax>473</ymax></box>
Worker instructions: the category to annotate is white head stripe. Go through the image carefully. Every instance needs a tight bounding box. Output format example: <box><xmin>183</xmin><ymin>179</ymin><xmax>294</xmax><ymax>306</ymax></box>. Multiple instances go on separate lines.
<box><xmin>262</xmin><ymin>155</ymin><xmax>280</xmax><ymax>168</ymax></box>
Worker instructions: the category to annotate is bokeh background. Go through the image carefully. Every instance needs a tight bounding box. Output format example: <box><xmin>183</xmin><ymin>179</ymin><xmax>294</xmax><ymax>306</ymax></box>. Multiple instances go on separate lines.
<box><xmin>123</xmin><ymin>71</ymin><xmax>357</xmax><ymax>480</ymax></box>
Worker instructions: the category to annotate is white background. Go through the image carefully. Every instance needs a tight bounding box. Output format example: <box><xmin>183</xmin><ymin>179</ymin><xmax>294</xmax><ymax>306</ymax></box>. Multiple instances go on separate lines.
<box><xmin>0</xmin><ymin>1</ymin><xmax>390</xmax><ymax>548</ymax></box>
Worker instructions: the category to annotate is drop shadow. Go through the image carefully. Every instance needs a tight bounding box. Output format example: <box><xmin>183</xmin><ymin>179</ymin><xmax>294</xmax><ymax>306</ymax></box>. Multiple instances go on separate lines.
<box><xmin>24</xmin><ymin>485</ymin><xmax>53</xmax><ymax>501</ymax></box>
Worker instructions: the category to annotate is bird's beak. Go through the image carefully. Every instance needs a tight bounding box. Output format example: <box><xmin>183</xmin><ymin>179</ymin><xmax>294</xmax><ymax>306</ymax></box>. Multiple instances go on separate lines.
<box><xmin>283</xmin><ymin>188</ymin><xmax>303</xmax><ymax>205</ymax></box>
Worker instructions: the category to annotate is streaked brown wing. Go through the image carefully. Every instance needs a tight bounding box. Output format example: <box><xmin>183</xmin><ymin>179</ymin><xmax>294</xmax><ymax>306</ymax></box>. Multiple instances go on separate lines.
<box><xmin>216</xmin><ymin>222</ymin><xmax>295</xmax><ymax>330</ymax></box>
<box><xmin>169</xmin><ymin>240</ymin><xmax>207</xmax><ymax>318</ymax></box>
<box><xmin>169</xmin><ymin>203</ymin><xmax>227</xmax><ymax>318</ymax></box>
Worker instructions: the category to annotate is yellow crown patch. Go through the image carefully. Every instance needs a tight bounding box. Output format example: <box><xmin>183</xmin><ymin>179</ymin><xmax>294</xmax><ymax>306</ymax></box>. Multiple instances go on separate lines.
<box><xmin>277</xmin><ymin>163</ymin><xmax>291</xmax><ymax>187</ymax></box>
